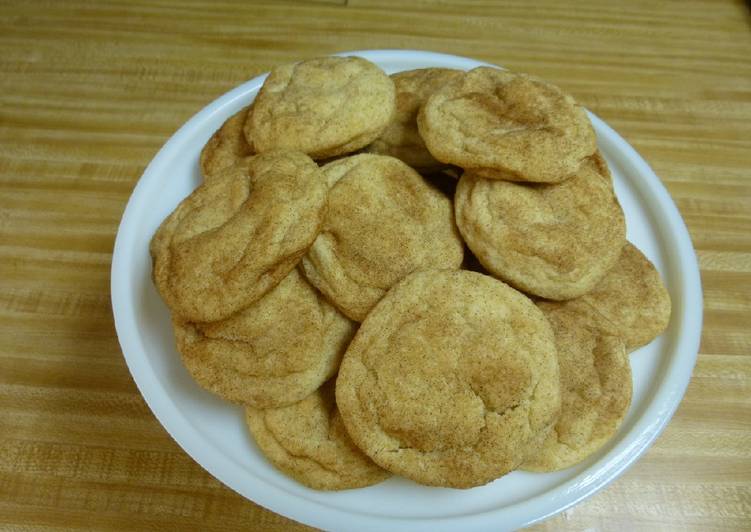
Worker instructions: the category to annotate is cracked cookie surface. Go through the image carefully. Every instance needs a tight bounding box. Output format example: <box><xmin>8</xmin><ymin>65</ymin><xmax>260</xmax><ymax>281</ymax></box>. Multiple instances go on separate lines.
<box><xmin>247</xmin><ymin>56</ymin><xmax>395</xmax><ymax>159</ymax></box>
<box><xmin>418</xmin><ymin>67</ymin><xmax>595</xmax><ymax>183</ymax></box>
<box><xmin>150</xmin><ymin>150</ymin><xmax>327</xmax><ymax>322</ymax></box>
<box><xmin>523</xmin><ymin>302</ymin><xmax>632</xmax><ymax>472</ymax></box>
<box><xmin>335</xmin><ymin>270</ymin><xmax>561</xmax><ymax>488</ymax></box>
<box><xmin>173</xmin><ymin>268</ymin><xmax>356</xmax><ymax>409</ymax></box>
<box><xmin>301</xmin><ymin>154</ymin><xmax>463</xmax><ymax>321</ymax></box>
<box><xmin>455</xmin><ymin>152</ymin><xmax>626</xmax><ymax>300</ymax></box>
<box><xmin>245</xmin><ymin>379</ymin><xmax>390</xmax><ymax>490</ymax></box>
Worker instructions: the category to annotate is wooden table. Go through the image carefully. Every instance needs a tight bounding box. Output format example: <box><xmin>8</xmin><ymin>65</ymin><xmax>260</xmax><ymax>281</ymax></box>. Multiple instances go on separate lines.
<box><xmin>1</xmin><ymin>1</ymin><xmax>749</xmax><ymax>530</ymax></box>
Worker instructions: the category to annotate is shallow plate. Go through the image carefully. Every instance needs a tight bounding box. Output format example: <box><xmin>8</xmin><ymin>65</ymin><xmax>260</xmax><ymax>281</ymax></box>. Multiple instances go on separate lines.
<box><xmin>111</xmin><ymin>50</ymin><xmax>702</xmax><ymax>531</ymax></box>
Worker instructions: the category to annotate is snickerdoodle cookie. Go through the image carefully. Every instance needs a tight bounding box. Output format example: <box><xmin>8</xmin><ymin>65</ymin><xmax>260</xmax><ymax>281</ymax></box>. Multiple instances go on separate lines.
<box><xmin>554</xmin><ymin>243</ymin><xmax>672</xmax><ymax>351</ymax></box>
<box><xmin>523</xmin><ymin>302</ymin><xmax>632</xmax><ymax>472</ymax></box>
<box><xmin>367</xmin><ymin>68</ymin><xmax>462</xmax><ymax>170</ymax></box>
<box><xmin>173</xmin><ymin>268</ymin><xmax>356</xmax><ymax>409</ymax></box>
<box><xmin>151</xmin><ymin>150</ymin><xmax>327</xmax><ymax>322</ymax></box>
<box><xmin>454</xmin><ymin>152</ymin><xmax>626</xmax><ymax>300</ymax></box>
<box><xmin>301</xmin><ymin>154</ymin><xmax>463</xmax><ymax>321</ymax></box>
<box><xmin>245</xmin><ymin>379</ymin><xmax>390</xmax><ymax>490</ymax></box>
<box><xmin>335</xmin><ymin>270</ymin><xmax>561</xmax><ymax>488</ymax></box>
<box><xmin>247</xmin><ymin>56</ymin><xmax>395</xmax><ymax>159</ymax></box>
<box><xmin>199</xmin><ymin>105</ymin><xmax>254</xmax><ymax>182</ymax></box>
<box><xmin>418</xmin><ymin>67</ymin><xmax>595</xmax><ymax>182</ymax></box>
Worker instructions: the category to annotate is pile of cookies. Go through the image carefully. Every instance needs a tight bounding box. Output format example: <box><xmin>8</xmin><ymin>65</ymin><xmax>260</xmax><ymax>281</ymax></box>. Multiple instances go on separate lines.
<box><xmin>150</xmin><ymin>56</ymin><xmax>671</xmax><ymax>490</ymax></box>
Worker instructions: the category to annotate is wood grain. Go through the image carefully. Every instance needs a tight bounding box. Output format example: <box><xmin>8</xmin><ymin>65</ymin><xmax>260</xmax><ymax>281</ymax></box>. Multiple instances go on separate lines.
<box><xmin>1</xmin><ymin>0</ymin><xmax>749</xmax><ymax>530</ymax></box>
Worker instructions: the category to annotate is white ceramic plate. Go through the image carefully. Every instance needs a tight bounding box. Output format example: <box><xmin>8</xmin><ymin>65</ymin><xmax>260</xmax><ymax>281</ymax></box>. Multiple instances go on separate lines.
<box><xmin>111</xmin><ymin>50</ymin><xmax>702</xmax><ymax>531</ymax></box>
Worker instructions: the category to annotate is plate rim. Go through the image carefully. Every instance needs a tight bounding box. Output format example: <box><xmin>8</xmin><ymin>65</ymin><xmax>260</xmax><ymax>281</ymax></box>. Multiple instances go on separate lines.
<box><xmin>110</xmin><ymin>49</ymin><xmax>703</xmax><ymax>531</ymax></box>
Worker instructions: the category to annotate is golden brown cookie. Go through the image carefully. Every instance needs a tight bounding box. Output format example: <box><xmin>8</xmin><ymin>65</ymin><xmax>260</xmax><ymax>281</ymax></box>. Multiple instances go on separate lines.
<box><xmin>199</xmin><ymin>105</ymin><xmax>254</xmax><ymax>182</ymax></box>
<box><xmin>150</xmin><ymin>150</ymin><xmax>327</xmax><ymax>322</ymax></box>
<box><xmin>454</xmin><ymin>152</ymin><xmax>626</xmax><ymax>300</ymax></box>
<box><xmin>245</xmin><ymin>380</ymin><xmax>390</xmax><ymax>490</ymax></box>
<box><xmin>335</xmin><ymin>270</ymin><xmax>561</xmax><ymax>488</ymax></box>
<box><xmin>301</xmin><ymin>154</ymin><xmax>464</xmax><ymax>321</ymax></box>
<box><xmin>173</xmin><ymin>268</ymin><xmax>356</xmax><ymax>409</ymax></box>
<box><xmin>557</xmin><ymin>243</ymin><xmax>672</xmax><ymax>351</ymax></box>
<box><xmin>366</xmin><ymin>68</ymin><xmax>462</xmax><ymax>170</ymax></box>
<box><xmin>522</xmin><ymin>302</ymin><xmax>632</xmax><ymax>472</ymax></box>
<box><xmin>247</xmin><ymin>56</ymin><xmax>395</xmax><ymax>159</ymax></box>
<box><xmin>418</xmin><ymin>67</ymin><xmax>596</xmax><ymax>183</ymax></box>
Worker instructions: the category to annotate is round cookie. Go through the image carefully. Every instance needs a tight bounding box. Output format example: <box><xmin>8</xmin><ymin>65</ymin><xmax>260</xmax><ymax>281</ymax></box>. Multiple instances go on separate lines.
<box><xmin>562</xmin><ymin>242</ymin><xmax>672</xmax><ymax>351</ymax></box>
<box><xmin>199</xmin><ymin>105</ymin><xmax>254</xmax><ymax>182</ymax></box>
<box><xmin>454</xmin><ymin>152</ymin><xmax>626</xmax><ymax>300</ymax></box>
<box><xmin>245</xmin><ymin>379</ymin><xmax>390</xmax><ymax>490</ymax></box>
<box><xmin>335</xmin><ymin>270</ymin><xmax>561</xmax><ymax>488</ymax></box>
<box><xmin>247</xmin><ymin>56</ymin><xmax>395</xmax><ymax>159</ymax></box>
<box><xmin>301</xmin><ymin>154</ymin><xmax>464</xmax><ymax>321</ymax></box>
<box><xmin>150</xmin><ymin>150</ymin><xmax>327</xmax><ymax>323</ymax></box>
<box><xmin>418</xmin><ymin>67</ymin><xmax>596</xmax><ymax>183</ymax></box>
<box><xmin>173</xmin><ymin>268</ymin><xmax>356</xmax><ymax>409</ymax></box>
<box><xmin>522</xmin><ymin>302</ymin><xmax>632</xmax><ymax>472</ymax></box>
<box><xmin>367</xmin><ymin>68</ymin><xmax>462</xmax><ymax>170</ymax></box>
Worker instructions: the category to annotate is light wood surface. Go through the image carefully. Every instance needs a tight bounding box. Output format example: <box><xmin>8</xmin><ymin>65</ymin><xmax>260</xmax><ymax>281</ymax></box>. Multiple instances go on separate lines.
<box><xmin>1</xmin><ymin>1</ymin><xmax>750</xmax><ymax>530</ymax></box>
